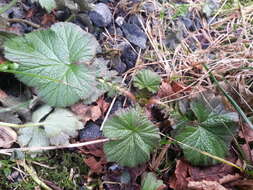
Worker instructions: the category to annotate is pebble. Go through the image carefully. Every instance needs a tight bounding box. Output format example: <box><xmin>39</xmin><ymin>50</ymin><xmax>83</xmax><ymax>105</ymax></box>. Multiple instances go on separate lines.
<box><xmin>121</xmin><ymin>45</ymin><xmax>137</xmax><ymax>69</ymax></box>
<box><xmin>89</xmin><ymin>3</ymin><xmax>112</xmax><ymax>27</ymax></box>
<box><xmin>79</xmin><ymin>122</ymin><xmax>102</xmax><ymax>141</ymax></box>
<box><xmin>111</xmin><ymin>56</ymin><xmax>127</xmax><ymax>74</ymax></box>
<box><xmin>121</xmin><ymin>23</ymin><xmax>147</xmax><ymax>49</ymax></box>
<box><xmin>115</xmin><ymin>16</ymin><xmax>124</xmax><ymax>26</ymax></box>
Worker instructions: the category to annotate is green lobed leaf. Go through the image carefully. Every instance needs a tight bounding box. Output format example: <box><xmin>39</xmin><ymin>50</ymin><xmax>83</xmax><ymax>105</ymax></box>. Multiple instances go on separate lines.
<box><xmin>31</xmin><ymin>0</ymin><xmax>56</xmax><ymax>12</ymax></box>
<box><xmin>190</xmin><ymin>98</ymin><xmax>211</xmax><ymax>122</ymax></box>
<box><xmin>103</xmin><ymin>108</ymin><xmax>160</xmax><ymax>167</ymax></box>
<box><xmin>141</xmin><ymin>172</ymin><xmax>165</xmax><ymax>190</ymax></box>
<box><xmin>4</xmin><ymin>22</ymin><xmax>100</xmax><ymax>107</ymax></box>
<box><xmin>133</xmin><ymin>69</ymin><xmax>161</xmax><ymax>93</ymax></box>
<box><xmin>175</xmin><ymin>124</ymin><xmax>236</xmax><ymax>166</ymax></box>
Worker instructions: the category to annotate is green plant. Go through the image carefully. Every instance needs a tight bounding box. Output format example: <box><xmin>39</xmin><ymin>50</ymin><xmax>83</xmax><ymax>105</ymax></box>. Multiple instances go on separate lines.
<box><xmin>32</xmin><ymin>0</ymin><xmax>91</xmax><ymax>12</ymax></box>
<box><xmin>3</xmin><ymin>22</ymin><xmax>117</xmax><ymax>107</ymax></box>
<box><xmin>103</xmin><ymin>107</ymin><xmax>160</xmax><ymax>167</ymax></box>
<box><xmin>141</xmin><ymin>172</ymin><xmax>165</xmax><ymax>190</ymax></box>
<box><xmin>133</xmin><ymin>69</ymin><xmax>161</xmax><ymax>94</ymax></box>
<box><xmin>173</xmin><ymin>94</ymin><xmax>238</xmax><ymax>166</ymax></box>
<box><xmin>31</xmin><ymin>0</ymin><xmax>56</xmax><ymax>12</ymax></box>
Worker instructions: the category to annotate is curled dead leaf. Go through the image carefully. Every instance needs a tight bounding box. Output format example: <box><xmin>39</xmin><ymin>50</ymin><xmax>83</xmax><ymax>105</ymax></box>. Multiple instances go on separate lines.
<box><xmin>71</xmin><ymin>103</ymin><xmax>102</xmax><ymax>125</ymax></box>
<box><xmin>0</xmin><ymin>126</ymin><xmax>17</xmax><ymax>148</ymax></box>
<box><xmin>188</xmin><ymin>180</ymin><xmax>228</xmax><ymax>190</ymax></box>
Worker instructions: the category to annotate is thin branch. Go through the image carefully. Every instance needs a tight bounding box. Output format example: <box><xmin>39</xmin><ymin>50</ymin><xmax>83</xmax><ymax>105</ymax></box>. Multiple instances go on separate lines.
<box><xmin>7</xmin><ymin>18</ymin><xmax>40</xmax><ymax>28</ymax></box>
<box><xmin>17</xmin><ymin>160</ymin><xmax>52</xmax><ymax>190</ymax></box>
<box><xmin>0</xmin><ymin>121</ymin><xmax>45</xmax><ymax>128</ymax></box>
<box><xmin>0</xmin><ymin>138</ymin><xmax>110</xmax><ymax>154</ymax></box>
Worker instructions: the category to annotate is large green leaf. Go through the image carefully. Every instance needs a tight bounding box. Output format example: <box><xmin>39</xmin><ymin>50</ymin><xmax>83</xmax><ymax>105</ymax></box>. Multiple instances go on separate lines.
<box><xmin>4</xmin><ymin>22</ymin><xmax>99</xmax><ymax>107</ymax></box>
<box><xmin>175</xmin><ymin>124</ymin><xmax>236</xmax><ymax>166</ymax></box>
<box><xmin>103</xmin><ymin>108</ymin><xmax>160</xmax><ymax>167</ymax></box>
<box><xmin>31</xmin><ymin>0</ymin><xmax>56</xmax><ymax>12</ymax></box>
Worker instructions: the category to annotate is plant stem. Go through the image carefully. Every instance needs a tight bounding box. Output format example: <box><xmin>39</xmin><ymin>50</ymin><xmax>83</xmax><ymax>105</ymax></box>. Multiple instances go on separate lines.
<box><xmin>0</xmin><ymin>121</ymin><xmax>45</xmax><ymax>128</ymax></box>
<box><xmin>0</xmin><ymin>138</ymin><xmax>110</xmax><ymax>154</ymax></box>
<box><xmin>166</xmin><ymin>135</ymin><xmax>244</xmax><ymax>171</ymax></box>
<box><xmin>0</xmin><ymin>0</ymin><xmax>18</xmax><ymax>14</ymax></box>
<box><xmin>7</xmin><ymin>18</ymin><xmax>40</xmax><ymax>28</ymax></box>
<box><xmin>97</xmin><ymin>78</ymin><xmax>136</xmax><ymax>102</ymax></box>
<box><xmin>17</xmin><ymin>160</ymin><xmax>52</xmax><ymax>190</ymax></box>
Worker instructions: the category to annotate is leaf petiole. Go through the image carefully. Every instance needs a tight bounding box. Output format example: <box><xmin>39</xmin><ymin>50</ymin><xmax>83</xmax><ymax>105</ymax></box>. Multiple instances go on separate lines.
<box><xmin>0</xmin><ymin>121</ymin><xmax>45</xmax><ymax>128</ymax></box>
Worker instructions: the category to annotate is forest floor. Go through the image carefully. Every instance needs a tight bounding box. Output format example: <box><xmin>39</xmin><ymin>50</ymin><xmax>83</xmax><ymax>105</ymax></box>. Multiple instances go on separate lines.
<box><xmin>0</xmin><ymin>0</ymin><xmax>253</xmax><ymax>190</ymax></box>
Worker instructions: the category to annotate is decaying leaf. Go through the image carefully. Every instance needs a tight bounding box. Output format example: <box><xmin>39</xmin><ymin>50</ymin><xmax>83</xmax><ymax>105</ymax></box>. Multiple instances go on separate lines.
<box><xmin>188</xmin><ymin>180</ymin><xmax>227</xmax><ymax>190</ymax></box>
<box><xmin>71</xmin><ymin>103</ymin><xmax>102</xmax><ymax>125</ymax></box>
<box><xmin>18</xmin><ymin>105</ymin><xmax>83</xmax><ymax>149</ymax></box>
<box><xmin>141</xmin><ymin>172</ymin><xmax>166</xmax><ymax>190</ymax></box>
<box><xmin>0</xmin><ymin>126</ymin><xmax>17</xmax><ymax>148</ymax></box>
<box><xmin>169</xmin><ymin>160</ymin><xmax>190</xmax><ymax>190</ymax></box>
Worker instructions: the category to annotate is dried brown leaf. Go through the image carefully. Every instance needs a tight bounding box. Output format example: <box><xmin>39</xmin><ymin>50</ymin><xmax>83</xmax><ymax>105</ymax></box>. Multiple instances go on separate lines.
<box><xmin>84</xmin><ymin>156</ymin><xmax>105</xmax><ymax>174</ymax></box>
<box><xmin>188</xmin><ymin>180</ymin><xmax>228</xmax><ymax>190</ymax></box>
<box><xmin>0</xmin><ymin>126</ymin><xmax>17</xmax><ymax>148</ymax></box>
<box><xmin>71</xmin><ymin>103</ymin><xmax>102</xmax><ymax>124</ymax></box>
<box><xmin>96</xmin><ymin>97</ymin><xmax>109</xmax><ymax>115</ymax></box>
<box><xmin>157</xmin><ymin>81</ymin><xmax>174</xmax><ymax>98</ymax></box>
<box><xmin>188</xmin><ymin>155</ymin><xmax>236</xmax><ymax>181</ymax></box>
<box><xmin>239</xmin><ymin>124</ymin><xmax>253</xmax><ymax>142</ymax></box>
<box><xmin>169</xmin><ymin>160</ymin><xmax>190</xmax><ymax>190</ymax></box>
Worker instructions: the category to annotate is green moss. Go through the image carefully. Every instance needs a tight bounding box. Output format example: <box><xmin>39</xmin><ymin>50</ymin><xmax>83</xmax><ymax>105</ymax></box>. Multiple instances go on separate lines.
<box><xmin>0</xmin><ymin>151</ymin><xmax>89</xmax><ymax>190</ymax></box>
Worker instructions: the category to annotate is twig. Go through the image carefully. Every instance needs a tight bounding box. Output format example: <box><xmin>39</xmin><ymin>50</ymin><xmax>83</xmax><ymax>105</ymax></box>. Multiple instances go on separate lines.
<box><xmin>0</xmin><ymin>138</ymin><xmax>110</xmax><ymax>154</ymax></box>
<box><xmin>7</xmin><ymin>18</ymin><xmax>40</xmax><ymax>28</ymax></box>
<box><xmin>0</xmin><ymin>121</ymin><xmax>45</xmax><ymax>128</ymax></box>
<box><xmin>17</xmin><ymin>160</ymin><xmax>52</xmax><ymax>190</ymax></box>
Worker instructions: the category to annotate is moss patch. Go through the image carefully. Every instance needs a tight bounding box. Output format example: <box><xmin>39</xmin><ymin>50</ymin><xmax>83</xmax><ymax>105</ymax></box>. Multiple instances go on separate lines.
<box><xmin>0</xmin><ymin>150</ymin><xmax>88</xmax><ymax>190</ymax></box>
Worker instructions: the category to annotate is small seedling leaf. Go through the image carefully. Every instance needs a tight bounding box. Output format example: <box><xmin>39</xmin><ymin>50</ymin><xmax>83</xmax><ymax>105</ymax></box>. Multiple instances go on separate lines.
<box><xmin>141</xmin><ymin>172</ymin><xmax>165</xmax><ymax>190</ymax></box>
<box><xmin>133</xmin><ymin>69</ymin><xmax>161</xmax><ymax>93</ymax></box>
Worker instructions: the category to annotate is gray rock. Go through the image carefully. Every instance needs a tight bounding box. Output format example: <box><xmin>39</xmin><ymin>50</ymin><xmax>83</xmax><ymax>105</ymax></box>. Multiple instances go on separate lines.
<box><xmin>111</xmin><ymin>56</ymin><xmax>127</xmax><ymax>74</ymax></box>
<box><xmin>128</xmin><ymin>15</ymin><xmax>144</xmax><ymax>27</ymax></box>
<box><xmin>89</xmin><ymin>3</ymin><xmax>112</xmax><ymax>27</ymax></box>
<box><xmin>121</xmin><ymin>23</ymin><xmax>147</xmax><ymax>49</ymax></box>
<box><xmin>79</xmin><ymin>122</ymin><xmax>102</xmax><ymax>140</ymax></box>
<box><xmin>115</xmin><ymin>16</ymin><xmax>124</xmax><ymax>26</ymax></box>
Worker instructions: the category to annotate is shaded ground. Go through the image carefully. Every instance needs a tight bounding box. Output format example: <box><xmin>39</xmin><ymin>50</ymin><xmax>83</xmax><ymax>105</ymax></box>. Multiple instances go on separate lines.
<box><xmin>1</xmin><ymin>0</ymin><xmax>253</xmax><ymax>189</ymax></box>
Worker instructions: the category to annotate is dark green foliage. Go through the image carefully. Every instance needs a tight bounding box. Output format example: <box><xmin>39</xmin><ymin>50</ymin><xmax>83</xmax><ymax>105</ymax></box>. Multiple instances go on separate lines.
<box><xmin>174</xmin><ymin>95</ymin><xmax>238</xmax><ymax>166</ymax></box>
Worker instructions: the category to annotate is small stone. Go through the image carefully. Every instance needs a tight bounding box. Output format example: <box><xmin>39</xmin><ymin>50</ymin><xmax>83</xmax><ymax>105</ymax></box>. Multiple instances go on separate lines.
<box><xmin>121</xmin><ymin>23</ymin><xmax>147</xmax><ymax>49</ymax></box>
<box><xmin>127</xmin><ymin>15</ymin><xmax>143</xmax><ymax>27</ymax></box>
<box><xmin>89</xmin><ymin>3</ymin><xmax>112</xmax><ymax>27</ymax></box>
<box><xmin>121</xmin><ymin>45</ymin><xmax>137</xmax><ymax>69</ymax></box>
<box><xmin>79</xmin><ymin>122</ymin><xmax>102</xmax><ymax>141</ymax></box>
<box><xmin>111</xmin><ymin>56</ymin><xmax>127</xmax><ymax>74</ymax></box>
<box><xmin>115</xmin><ymin>16</ymin><xmax>124</xmax><ymax>26</ymax></box>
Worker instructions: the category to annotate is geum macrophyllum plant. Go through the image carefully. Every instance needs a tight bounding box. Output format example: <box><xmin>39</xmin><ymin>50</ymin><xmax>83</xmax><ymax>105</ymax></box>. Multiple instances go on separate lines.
<box><xmin>1</xmin><ymin>22</ymin><xmax>161</xmax><ymax>167</ymax></box>
<box><xmin>173</xmin><ymin>94</ymin><xmax>239</xmax><ymax>166</ymax></box>
<box><xmin>3</xmin><ymin>22</ymin><xmax>118</xmax><ymax>107</ymax></box>
<box><xmin>0</xmin><ymin>21</ymin><xmax>239</xmax><ymax>168</ymax></box>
